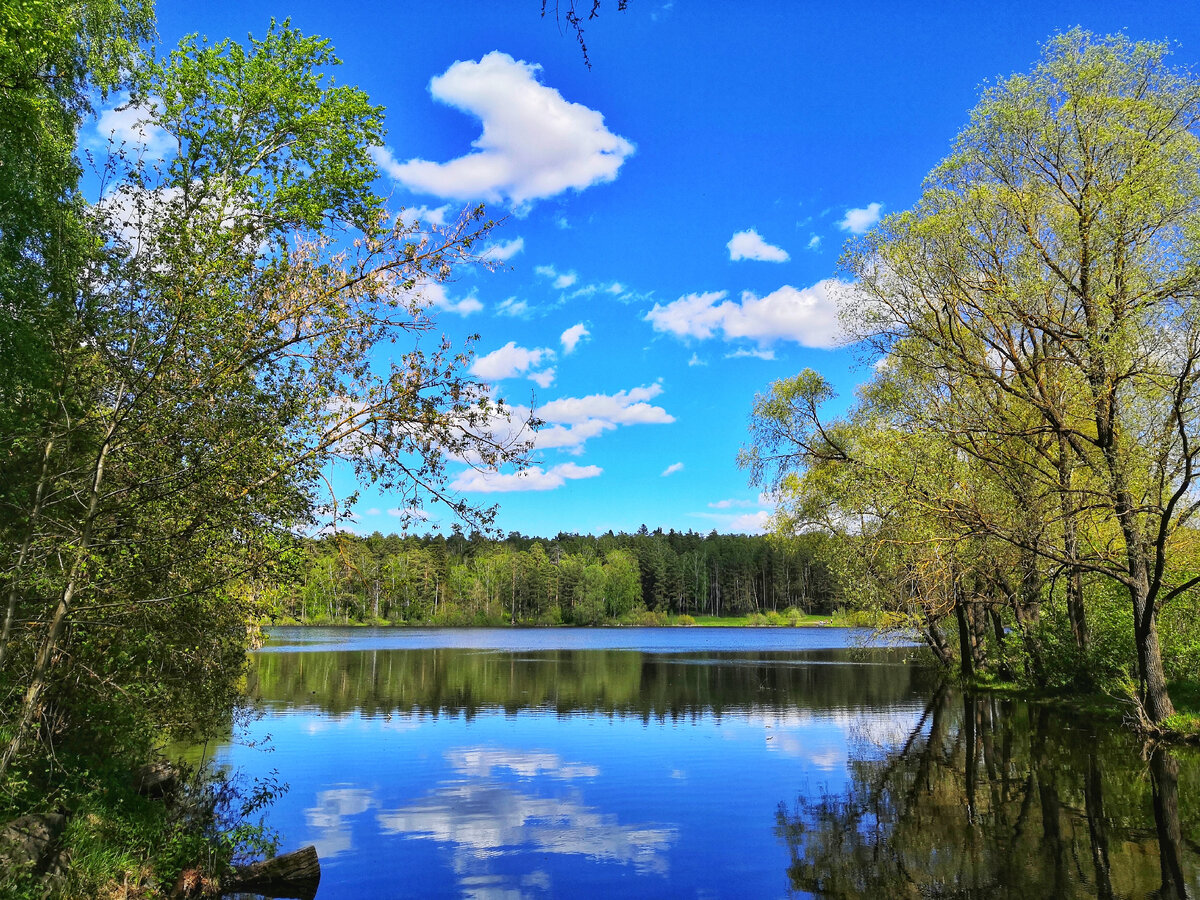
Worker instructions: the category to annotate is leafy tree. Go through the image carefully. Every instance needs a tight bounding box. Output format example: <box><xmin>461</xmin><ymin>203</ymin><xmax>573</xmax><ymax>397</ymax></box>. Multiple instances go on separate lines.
<box><xmin>745</xmin><ymin>31</ymin><xmax>1200</xmax><ymax>724</ymax></box>
<box><xmin>0</xmin><ymin>22</ymin><xmax>530</xmax><ymax>776</ymax></box>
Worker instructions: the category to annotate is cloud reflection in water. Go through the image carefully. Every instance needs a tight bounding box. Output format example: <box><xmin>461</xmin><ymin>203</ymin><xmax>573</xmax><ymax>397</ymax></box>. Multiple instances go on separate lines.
<box><xmin>301</xmin><ymin>746</ymin><xmax>677</xmax><ymax>897</ymax></box>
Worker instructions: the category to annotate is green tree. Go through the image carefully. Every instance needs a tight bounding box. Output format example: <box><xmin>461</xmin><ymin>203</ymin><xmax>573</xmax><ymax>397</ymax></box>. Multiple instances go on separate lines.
<box><xmin>1</xmin><ymin>22</ymin><xmax>530</xmax><ymax>777</ymax></box>
<box><xmin>746</xmin><ymin>31</ymin><xmax>1200</xmax><ymax>724</ymax></box>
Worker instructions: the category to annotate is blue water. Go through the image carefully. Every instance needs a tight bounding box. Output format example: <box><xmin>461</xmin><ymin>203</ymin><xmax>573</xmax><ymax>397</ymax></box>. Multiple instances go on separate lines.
<box><xmin>257</xmin><ymin>624</ymin><xmax>903</xmax><ymax>654</ymax></box>
<box><xmin>215</xmin><ymin>626</ymin><xmax>1198</xmax><ymax>898</ymax></box>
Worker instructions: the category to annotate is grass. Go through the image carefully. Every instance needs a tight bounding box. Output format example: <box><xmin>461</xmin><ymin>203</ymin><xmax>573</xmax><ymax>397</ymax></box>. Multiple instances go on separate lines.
<box><xmin>691</xmin><ymin>613</ymin><xmax>844</xmax><ymax>627</ymax></box>
<box><xmin>1158</xmin><ymin>680</ymin><xmax>1200</xmax><ymax>737</ymax></box>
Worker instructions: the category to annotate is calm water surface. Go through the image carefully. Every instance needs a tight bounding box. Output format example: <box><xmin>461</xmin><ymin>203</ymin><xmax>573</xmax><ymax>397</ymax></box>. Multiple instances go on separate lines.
<box><xmin>216</xmin><ymin>626</ymin><xmax>1200</xmax><ymax>898</ymax></box>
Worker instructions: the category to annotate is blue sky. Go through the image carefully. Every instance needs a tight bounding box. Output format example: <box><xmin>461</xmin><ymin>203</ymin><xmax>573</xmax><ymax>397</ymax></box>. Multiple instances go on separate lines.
<box><xmin>125</xmin><ymin>1</ymin><xmax>1199</xmax><ymax>537</ymax></box>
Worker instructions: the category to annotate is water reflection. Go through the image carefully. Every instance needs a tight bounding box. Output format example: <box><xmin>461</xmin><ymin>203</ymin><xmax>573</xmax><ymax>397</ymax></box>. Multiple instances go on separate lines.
<box><xmin>774</xmin><ymin>688</ymin><xmax>1200</xmax><ymax>899</ymax></box>
<box><xmin>376</xmin><ymin>775</ymin><xmax>677</xmax><ymax>873</ymax></box>
<box><xmin>219</xmin><ymin>631</ymin><xmax>1200</xmax><ymax>898</ymax></box>
<box><xmin>247</xmin><ymin>645</ymin><xmax>932</xmax><ymax>720</ymax></box>
<box><xmin>305</xmin><ymin>788</ymin><xmax>375</xmax><ymax>859</ymax></box>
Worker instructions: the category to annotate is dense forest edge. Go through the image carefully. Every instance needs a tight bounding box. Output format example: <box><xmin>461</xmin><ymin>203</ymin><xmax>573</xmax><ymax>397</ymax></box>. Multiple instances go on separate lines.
<box><xmin>273</xmin><ymin>529</ymin><xmax>839</xmax><ymax>627</ymax></box>
<box><xmin>4</xmin><ymin>3</ymin><xmax>1200</xmax><ymax>897</ymax></box>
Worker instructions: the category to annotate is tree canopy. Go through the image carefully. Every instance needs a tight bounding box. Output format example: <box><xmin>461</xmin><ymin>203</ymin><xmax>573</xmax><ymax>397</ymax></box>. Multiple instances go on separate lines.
<box><xmin>744</xmin><ymin>30</ymin><xmax>1200</xmax><ymax>726</ymax></box>
<box><xmin>0</xmin><ymin>10</ymin><xmax>532</xmax><ymax>883</ymax></box>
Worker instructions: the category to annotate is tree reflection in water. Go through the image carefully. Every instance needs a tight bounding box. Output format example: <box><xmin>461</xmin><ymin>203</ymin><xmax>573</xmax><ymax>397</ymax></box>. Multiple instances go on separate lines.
<box><xmin>775</xmin><ymin>688</ymin><xmax>1200</xmax><ymax>899</ymax></box>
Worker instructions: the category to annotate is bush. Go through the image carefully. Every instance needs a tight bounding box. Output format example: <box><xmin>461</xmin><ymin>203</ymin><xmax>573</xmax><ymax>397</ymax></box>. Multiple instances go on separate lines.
<box><xmin>1009</xmin><ymin>585</ymin><xmax>1135</xmax><ymax>693</ymax></box>
<box><xmin>532</xmin><ymin>606</ymin><xmax>564</xmax><ymax>627</ymax></box>
<box><xmin>622</xmin><ymin>606</ymin><xmax>667</xmax><ymax>626</ymax></box>
<box><xmin>676</xmin><ymin>614</ymin><xmax>696</xmax><ymax>626</ymax></box>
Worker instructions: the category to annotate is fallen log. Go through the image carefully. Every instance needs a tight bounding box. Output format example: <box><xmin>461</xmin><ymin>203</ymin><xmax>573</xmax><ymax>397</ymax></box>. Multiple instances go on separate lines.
<box><xmin>133</xmin><ymin>760</ymin><xmax>180</xmax><ymax>798</ymax></box>
<box><xmin>223</xmin><ymin>845</ymin><xmax>320</xmax><ymax>899</ymax></box>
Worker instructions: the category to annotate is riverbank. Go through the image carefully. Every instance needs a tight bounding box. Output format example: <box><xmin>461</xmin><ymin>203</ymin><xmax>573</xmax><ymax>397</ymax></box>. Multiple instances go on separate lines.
<box><xmin>264</xmin><ymin>608</ymin><xmax>881</xmax><ymax>630</ymax></box>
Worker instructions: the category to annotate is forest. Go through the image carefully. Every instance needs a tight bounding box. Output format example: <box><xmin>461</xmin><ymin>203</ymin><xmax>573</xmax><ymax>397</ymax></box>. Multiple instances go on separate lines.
<box><xmin>280</xmin><ymin>529</ymin><xmax>836</xmax><ymax>625</ymax></box>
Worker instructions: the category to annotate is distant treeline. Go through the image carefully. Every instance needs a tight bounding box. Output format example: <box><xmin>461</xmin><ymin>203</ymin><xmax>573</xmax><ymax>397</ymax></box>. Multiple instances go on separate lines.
<box><xmin>274</xmin><ymin>529</ymin><xmax>837</xmax><ymax>625</ymax></box>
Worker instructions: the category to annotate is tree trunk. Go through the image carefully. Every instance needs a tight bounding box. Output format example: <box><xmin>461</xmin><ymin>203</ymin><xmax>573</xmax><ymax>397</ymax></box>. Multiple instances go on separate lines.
<box><xmin>1132</xmin><ymin>583</ymin><xmax>1175</xmax><ymax>723</ymax></box>
<box><xmin>955</xmin><ymin>585</ymin><xmax>974</xmax><ymax>681</ymax></box>
<box><xmin>1057</xmin><ymin>434</ymin><xmax>1089</xmax><ymax>651</ymax></box>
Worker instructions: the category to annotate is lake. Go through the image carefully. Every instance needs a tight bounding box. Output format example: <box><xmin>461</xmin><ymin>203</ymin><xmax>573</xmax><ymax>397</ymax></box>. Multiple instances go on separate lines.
<box><xmin>213</xmin><ymin>626</ymin><xmax>1200</xmax><ymax>898</ymax></box>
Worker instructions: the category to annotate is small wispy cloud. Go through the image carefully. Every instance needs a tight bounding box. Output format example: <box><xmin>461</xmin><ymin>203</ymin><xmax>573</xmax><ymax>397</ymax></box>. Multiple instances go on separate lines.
<box><xmin>838</xmin><ymin>202</ymin><xmax>882</xmax><ymax>235</ymax></box>
<box><xmin>661</xmin><ymin>462</ymin><xmax>684</xmax><ymax>477</ymax></box>
<box><xmin>727</xmin><ymin>229</ymin><xmax>789</xmax><ymax>263</ymax></box>
<box><xmin>481</xmin><ymin>236</ymin><xmax>524</xmax><ymax>261</ymax></box>
<box><xmin>725</xmin><ymin>347</ymin><xmax>776</xmax><ymax>361</ymax></box>
<box><xmin>561</xmin><ymin>323</ymin><xmax>590</xmax><ymax>354</ymax></box>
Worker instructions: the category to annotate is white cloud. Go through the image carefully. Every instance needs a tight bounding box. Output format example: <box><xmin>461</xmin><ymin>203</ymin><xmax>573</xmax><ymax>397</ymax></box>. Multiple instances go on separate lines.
<box><xmin>661</xmin><ymin>462</ymin><xmax>684</xmax><ymax>477</ymax></box>
<box><xmin>92</xmin><ymin>95</ymin><xmax>173</xmax><ymax>159</ymax></box>
<box><xmin>472</xmin><ymin>384</ymin><xmax>674</xmax><ymax>460</ymax></box>
<box><xmin>727</xmin><ymin>229</ymin><xmax>789</xmax><ymax>263</ymax></box>
<box><xmin>451</xmin><ymin>462</ymin><xmax>601</xmax><ymax>492</ymax></box>
<box><xmin>529</xmin><ymin>367</ymin><xmax>556</xmax><ymax>388</ymax></box>
<box><xmin>561</xmin><ymin>323</ymin><xmax>590</xmax><ymax>354</ymax></box>
<box><xmin>496</xmin><ymin>297</ymin><xmax>531</xmax><ymax>317</ymax></box>
<box><xmin>708</xmin><ymin>499</ymin><xmax>755</xmax><ymax>509</ymax></box>
<box><xmin>644</xmin><ymin>291</ymin><xmax>730</xmax><ymax>340</ymax></box>
<box><xmin>481</xmin><ymin>236</ymin><xmax>524</xmax><ymax>261</ymax></box>
<box><xmin>693</xmin><ymin>492</ymin><xmax>775</xmax><ymax>533</ymax></box>
<box><xmin>730</xmin><ymin>511</ymin><xmax>771</xmax><ymax>533</ymax></box>
<box><xmin>394</xmin><ymin>201</ymin><xmax>452</xmax><ymax>228</ymax></box>
<box><xmin>687</xmin><ymin>353</ymin><xmax>706</xmax><ymax>367</ymax></box>
<box><xmin>470</xmin><ymin>341</ymin><xmax>555</xmax><ymax>382</ymax></box>
<box><xmin>644</xmin><ymin>280</ymin><xmax>848</xmax><ymax>349</ymax></box>
<box><xmin>807</xmin><ymin>235</ymin><xmax>821</xmax><ymax>251</ymax></box>
<box><xmin>529</xmin><ymin>419</ymin><xmax>614</xmax><ymax>454</ymax></box>
<box><xmin>538</xmin><ymin>384</ymin><xmax>675</xmax><ymax>426</ymax></box>
<box><xmin>387</xmin><ymin>506</ymin><xmax>431</xmax><ymax>521</ymax></box>
<box><xmin>726</xmin><ymin>348</ymin><xmax>775</xmax><ymax>361</ymax></box>
<box><xmin>374</xmin><ymin>51</ymin><xmax>634</xmax><ymax>207</ymax></box>
<box><xmin>420</xmin><ymin>281</ymin><xmax>483</xmax><ymax>316</ymax></box>
<box><xmin>536</xmin><ymin>264</ymin><xmax>579</xmax><ymax>289</ymax></box>
<box><xmin>838</xmin><ymin>202</ymin><xmax>882</xmax><ymax>235</ymax></box>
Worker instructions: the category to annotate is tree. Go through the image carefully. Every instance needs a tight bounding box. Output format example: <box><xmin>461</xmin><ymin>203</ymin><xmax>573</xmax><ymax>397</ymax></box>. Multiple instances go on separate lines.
<box><xmin>747</xmin><ymin>31</ymin><xmax>1200</xmax><ymax>724</ymax></box>
<box><xmin>0</xmin><ymin>22</ymin><xmax>531</xmax><ymax>776</ymax></box>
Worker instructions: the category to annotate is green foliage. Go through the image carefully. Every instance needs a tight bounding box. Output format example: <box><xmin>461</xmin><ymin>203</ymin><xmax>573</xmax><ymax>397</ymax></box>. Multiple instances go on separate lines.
<box><xmin>280</xmin><ymin>529</ymin><xmax>837</xmax><ymax>626</ymax></box>
<box><xmin>743</xmin><ymin>29</ymin><xmax>1200</xmax><ymax>723</ymax></box>
<box><xmin>0</xmin><ymin>8</ymin><xmax>535</xmax><ymax>893</ymax></box>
